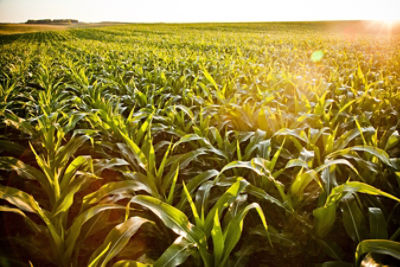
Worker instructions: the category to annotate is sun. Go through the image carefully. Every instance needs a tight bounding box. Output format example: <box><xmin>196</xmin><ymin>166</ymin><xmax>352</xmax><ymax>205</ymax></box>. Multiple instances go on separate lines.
<box><xmin>363</xmin><ymin>19</ymin><xmax>400</xmax><ymax>33</ymax></box>
<box><xmin>377</xmin><ymin>19</ymin><xmax>400</xmax><ymax>28</ymax></box>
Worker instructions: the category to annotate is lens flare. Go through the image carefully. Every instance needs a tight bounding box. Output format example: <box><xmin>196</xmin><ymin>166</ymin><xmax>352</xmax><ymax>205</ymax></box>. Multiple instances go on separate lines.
<box><xmin>311</xmin><ymin>50</ymin><xmax>324</xmax><ymax>63</ymax></box>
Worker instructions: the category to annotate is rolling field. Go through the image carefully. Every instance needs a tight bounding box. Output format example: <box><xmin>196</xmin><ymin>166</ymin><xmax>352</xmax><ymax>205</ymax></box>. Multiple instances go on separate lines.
<box><xmin>0</xmin><ymin>23</ymin><xmax>70</xmax><ymax>35</ymax></box>
<box><xmin>0</xmin><ymin>22</ymin><xmax>400</xmax><ymax>266</ymax></box>
<box><xmin>0</xmin><ymin>22</ymin><xmax>129</xmax><ymax>35</ymax></box>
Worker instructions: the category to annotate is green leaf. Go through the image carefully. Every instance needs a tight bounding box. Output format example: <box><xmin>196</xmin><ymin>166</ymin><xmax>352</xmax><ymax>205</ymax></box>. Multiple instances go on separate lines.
<box><xmin>83</xmin><ymin>180</ymin><xmax>153</xmax><ymax>207</ymax></box>
<box><xmin>134</xmin><ymin>88</ymin><xmax>147</xmax><ymax>106</ymax></box>
<box><xmin>245</xmin><ymin>184</ymin><xmax>288</xmax><ymax>210</ymax></box>
<box><xmin>342</xmin><ymin>198</ymin><xmax>367</xmax><ymax>242</ymax></box>
<box><xmin>114</xmin><ymin>260</ymin><xmax>152</xmax><ymax>267</ymax></box>
<box><xmin>211</xmin><ymin>209</ymin><xmax>224</xmax><ymax>265</ymax></box>
<box><xmin>290</xmin><ymin>169</ymin><xmax>319</xmax><ymax>201</ymax></box>
<box><xmin>174</xmin><ymin>105</ymin><xmax>194</xmax><ymax>120</ymax></box>
<box><xmin>285</xmin><ymin>159</ymin><xmax>309</xmax><ymax>169</ymax></box>
<box><xmin>315</xmin><ymin>159</ymin><xmax>358</xmax><ymax>175</ymax></box>
<box><xmin>273</xmin><ymin>128</ymin><xmax>308</xmax><ymax>144</ymax></box>
<box><xmin>0</xmin><ymin>185</ymin><xmax>61</xmax><ymax>249</ymax></box>
<box><xmin>331</xmin><ymin>99</ymin><xmax>356</xmax><ymax>125</ymax></box>
<box><xmin>316</xmin><ymin>239</ymin><xmax>345</xmax><ymax>260</ymax></box>
<box><xmin>130</xmin><ymin>195</ymin><xmax>205</xmax><ymax>244</ymax></box>
<box><xmin>330</xmin><ymin>146</ymin><xmax>392</xmax><ymax>167</ymax></box>
<box><xmin>385</xmin><ymin>131</ymin><xmax>400</xmax><ymax>151</ymax></box>
<box><xmin>156</xmin><ymin>141</ymin><xmax>173</xmax><ymax>179</ymax></box>
<box><xmin>120</xmin><ymin>131</ymin><xmax>148</xmax><ymax>170</ymax></box>
<box><xmin>269</xmin><ymin>139</ymin><xmax>285</xmax><ymax>170</ymax></box>
<box><xmin>60</xmin><ymin>155</ymin><xmax>92</xmax><ymax>190</ymax></box>
<box><xmin>349</xmin><ymin>146</ymin><xmax>392</xmax><ymax>167</ymax></box>
<box><xmin>55</xmin><ymin>135</ymin><xmax>90</xmax><ymax>167</ymax></box>
<box><xmin>93</xmin><ymin>158</ymin><xmax>129</xmax><ymax>175</ymax></box>
<box><xmin>314</xmin><ymin>181</ymin><xmax>400</xmax><ymax>237</ymax></box>
<box><xmin>154</xmin><ymin>236</ymin><xmax>193</xmax><ymax>267</ymax></box>
<box><xmin>135</xmin><ymin>112</ymin><xmax>154</xmax><ymax>145</ymax></box>
<box><xmin>89</xmin><ymin>242</ymin><xmax>112</xmax><ymax>267</ymax></box>
<box><xmin>236</xmin><ymin>140</ymin><xmax>242</xmax><ymax>161</ymax></box>
<box><xmin>335</xmin><ymin>127</ymin><xmax>375</xmax><ymax>150</ymax></box>
<box><xmin>355</xmin><ymin>239</ymin><xmax>400</xmax><ymax>266</ymax></box>
<box><xmin>314</xmin><ymin>203</ymin><xmax>337</xmax><ymax>238</ymax></box>
<box><xmin>368</xmin><ymin>207</ymin><xmax>388</xmax><ymax>239</ymax></box>
<box><xmin>166</xmin><ymin>165</ymin><xmax>179</xmax><ymax>204</ymax></box>
<box><xmin>168</xmin><ymin>148</ymin><xmax>208</xmax><ymax>169</ymax></box>
<box><xmin>173</xmin><ymin>134</ymin><xmax>228</xmax><ymax>160</ymax></box>
<box><xmin>145</xmin><ymin>129</ymin><xmax>156</xmax><ymax>177</ymax></box>
<box><xmin>221</xmin><ymin>203</ymin><xmax>269</xmax><ymax>266</ymax></box>
<box><xmin>177</xmin><ymin>170</ymin><xmax>219</xmax><ymax>209</ymax></box>
<box><xmin>219</xmin><ymin>160</ymin><xmax>264</xmax><ymax>177</ymax></box>
<box><xmin>0</xmin><ymin>185</ymin><xmax>41</xmax><ymax>214</ymax></box>
<box><xmin>65</xmin><ymin>204</ymin><xmax>126</xmax><ymax>260</ymax></box>
<box><xmin>173</xmin><ymin>134</ymin><xmax>204</xmax><ymax>149</ymax></box>
<box><xmin>202</xmin><ymin>68</ymin><xmax>218</xmax><ymax>91</ymax></box>
<box><xmin>0</xmin><ymin>157</ymin><xmax>52</xmax><ymax>198</ymax></box>
<box><xmin>204</xmin><ymin>178</ymin><xmax>249</xmax><ymax>234</ymax></box>
<box><xmin>327</xmin><ymin>181</ymin><xmax>400</xmax><ymax>203</ymax></box>
<box><xmin>182</xmin><ymin>181</ymin><xmax>202</xmax><ymax>227</ymax></box>
<box><xmin>53</xmin><ymin>177</ymin><xmax>86</xmax><ymax>217</ymax></box>
<box><xmin>89</xmin><ymin>217</ymin><xmax>152</xmax><ymax>267</ymax></box>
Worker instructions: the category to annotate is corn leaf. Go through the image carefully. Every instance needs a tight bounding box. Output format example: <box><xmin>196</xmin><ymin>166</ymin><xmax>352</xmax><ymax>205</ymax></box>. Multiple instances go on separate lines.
<box><xmin>355</xmin><ymin>239</ymin><xmax>400</xmax><ymax>266</ymax></box>
<box><xmin>88</xmin><ymin>217</ymin><xmax>152</xmax><ymax>267</ymax></box>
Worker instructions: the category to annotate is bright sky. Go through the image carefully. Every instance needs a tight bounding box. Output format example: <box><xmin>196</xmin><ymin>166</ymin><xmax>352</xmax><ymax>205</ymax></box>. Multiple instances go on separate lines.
<box><xmin>0</xmin><ymin>0</ymin><xmax>399</xmax><ymax>23</ymax></box>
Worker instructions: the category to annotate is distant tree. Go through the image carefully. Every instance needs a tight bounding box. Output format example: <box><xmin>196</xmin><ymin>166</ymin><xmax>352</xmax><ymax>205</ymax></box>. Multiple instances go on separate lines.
<box><xmin>25</xmin><ymin>19</ymin><xmax>79</xmax><ymax>25</ymax></box>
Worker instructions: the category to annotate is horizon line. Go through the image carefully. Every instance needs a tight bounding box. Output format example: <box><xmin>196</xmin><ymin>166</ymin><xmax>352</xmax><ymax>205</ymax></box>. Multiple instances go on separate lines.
<box><xmin>0</xmin><ymin>19</ymin><xmax>388</xmax><ymax>24</ymax></box>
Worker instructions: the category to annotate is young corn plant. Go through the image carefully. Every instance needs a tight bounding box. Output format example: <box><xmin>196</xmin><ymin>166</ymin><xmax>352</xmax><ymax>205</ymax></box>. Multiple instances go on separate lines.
<box><xmin>111</xmin><ymin>178</ymin><xmax>270</xmax><ymax>267</ymax></box>
<box><xmin>314</xmin><ymin>181</ymin><xmax>400</xmax><ymax>265</ymax></box>
<box><xmin>0</xmin><ymin>112</ymin><xmax>134</xmax><ymax>266</ymax></box>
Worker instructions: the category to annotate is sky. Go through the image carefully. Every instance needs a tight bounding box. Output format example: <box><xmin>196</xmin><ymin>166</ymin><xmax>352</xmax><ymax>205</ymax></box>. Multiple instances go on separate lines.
<box><xmin>0</xmin><ymin>0</ymin><xmax>399</xmax><ymax>23</ymax></box>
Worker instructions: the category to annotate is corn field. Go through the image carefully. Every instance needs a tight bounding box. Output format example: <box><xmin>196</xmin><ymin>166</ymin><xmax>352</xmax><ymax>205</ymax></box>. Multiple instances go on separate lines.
<box><xmin>0</xmin><ymin>22</ymin><xmax>400</xmax><ymax>266</ymax></box>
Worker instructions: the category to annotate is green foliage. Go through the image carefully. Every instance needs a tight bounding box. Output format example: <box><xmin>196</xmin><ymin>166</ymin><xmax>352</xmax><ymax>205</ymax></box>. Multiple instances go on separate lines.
<box><xmin>0</xmin><ymin>22</ymin><xmax>400</xmax><ymax>266</ymax></box>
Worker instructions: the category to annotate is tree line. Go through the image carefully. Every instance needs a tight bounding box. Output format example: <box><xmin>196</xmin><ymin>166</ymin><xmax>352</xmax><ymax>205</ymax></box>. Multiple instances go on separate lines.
<box><xmin>26</xmin><ymin>19</ymin><xmax>79</xmax><ymax>25</ymax></box>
